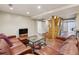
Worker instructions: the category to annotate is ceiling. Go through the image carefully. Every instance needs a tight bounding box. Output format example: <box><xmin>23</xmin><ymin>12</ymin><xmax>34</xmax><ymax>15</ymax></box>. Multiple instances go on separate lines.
<box><xmin>0</xmin><ymin>4</ymin><xmax>79</xmax><ymax>20</ymax></box>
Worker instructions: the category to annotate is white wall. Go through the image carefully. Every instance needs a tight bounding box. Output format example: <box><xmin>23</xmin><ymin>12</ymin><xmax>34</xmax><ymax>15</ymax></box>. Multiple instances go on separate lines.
<box><xmin>37</xmin><ymin>21</ymin><xmax>47</xmax><ymax>34</ymax></box>
<box><xmin>0</xmin><ymin>12</ymin><xmax>37</xmax><ymax>36</ymax></box>
<box><xmin>37</xmin><ymin>21</ymin><xmax>42</xmax><ymax>34</ymax></box>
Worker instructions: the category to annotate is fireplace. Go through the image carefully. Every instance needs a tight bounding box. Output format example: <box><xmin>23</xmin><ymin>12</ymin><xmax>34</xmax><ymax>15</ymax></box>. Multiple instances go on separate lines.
<box><xmin>19</xmin><ymin>28</ymin><xmax>28</xmax><ymax>35</ymax></box>
<box><xmin>19</xmin><ymin>28</ymin><xmax>29</xmax><ymax>45</ymax></box>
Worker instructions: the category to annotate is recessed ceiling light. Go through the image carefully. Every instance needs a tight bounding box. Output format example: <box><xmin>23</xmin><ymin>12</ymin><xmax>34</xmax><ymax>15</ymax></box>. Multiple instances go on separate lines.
<box><xmin>26</xmin><ymin>12</ymin><xmax>30</xmax><ymax>14</ymax></box>
<box><xmin>10</xmin><ymin>7</ymin><xmax>13</xmax><ymax>10</ymax></box>
<box><xmin>37</xmin><ymin>5</ymin><xmax>41</xmax><ymax>9</ymax></box>
<box><xmin>8</xmin><ymin>4</ymin><xmax>13</xmax><ymax>10</ymax></box>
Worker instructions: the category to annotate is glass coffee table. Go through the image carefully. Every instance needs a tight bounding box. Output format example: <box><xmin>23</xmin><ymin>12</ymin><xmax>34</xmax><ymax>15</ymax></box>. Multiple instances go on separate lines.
<box><xmin>28</xmin><ymin>36</ymin><xmax>46</xmax><ymax>53</ymax></box>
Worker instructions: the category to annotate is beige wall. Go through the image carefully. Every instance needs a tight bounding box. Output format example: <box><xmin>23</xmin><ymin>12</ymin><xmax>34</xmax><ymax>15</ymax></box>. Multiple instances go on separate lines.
<box><xmin>0</xmin><ymin>12</ymin><xmax>37</xmax><ymax>36</ymax></box>
<box><xmin>76</xmin><ymin>14</ymin><xmax>79</xmax><ymax>31</ymax></box>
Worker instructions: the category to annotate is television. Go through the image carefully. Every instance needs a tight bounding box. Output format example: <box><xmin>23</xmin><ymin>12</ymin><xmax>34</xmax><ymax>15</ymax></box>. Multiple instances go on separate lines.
<box><xmin>19</xmin><ymin>28</ymin><xmax>28</xmax><ymax>34</ymax></box>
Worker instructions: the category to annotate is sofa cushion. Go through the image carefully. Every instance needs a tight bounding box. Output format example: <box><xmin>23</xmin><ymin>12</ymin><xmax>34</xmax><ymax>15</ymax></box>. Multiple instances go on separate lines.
<box><xmin>0</xmin><ymin>39</ymin><xmax>12</xmax><ymax>55</ymax></box>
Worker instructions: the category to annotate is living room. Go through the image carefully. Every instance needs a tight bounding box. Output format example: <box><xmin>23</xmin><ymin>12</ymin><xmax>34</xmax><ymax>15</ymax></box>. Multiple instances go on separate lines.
<box><xmin>0</xmin><ymin>4</ymin><xmax>79</xmax><ymax>55</ymax></box>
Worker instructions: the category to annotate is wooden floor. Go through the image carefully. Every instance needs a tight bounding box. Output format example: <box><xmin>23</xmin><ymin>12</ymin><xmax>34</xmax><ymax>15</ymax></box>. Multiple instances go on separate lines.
<box><xmin>34</xmin><ymin>39</ymin><xmax>64</xmax><ymax>55</ymax></box>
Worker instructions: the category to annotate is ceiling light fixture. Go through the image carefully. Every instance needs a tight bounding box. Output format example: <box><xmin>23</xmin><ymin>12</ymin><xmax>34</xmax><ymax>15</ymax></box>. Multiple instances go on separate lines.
<box><xmin>8</xmin><ymin>4</ymin><xmax>13</xmax><ymax>10</ymax></box>
<box><xmin>10</xmin><ymin>7</ymin><xmax>13</xmax><ymax>10</ymax></box>
<box><xmin>37</xmin><ymin>5</ymin><xmax>41</xmax><ymax>9</ymax></box>
<box><xmin>26</xmin><ymin>12</ymin><xmax>30</xmax><ymax>14</ymax></box>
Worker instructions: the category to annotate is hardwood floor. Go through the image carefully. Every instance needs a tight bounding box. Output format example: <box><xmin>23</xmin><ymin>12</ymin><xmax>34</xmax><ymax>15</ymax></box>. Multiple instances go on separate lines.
<box><xmin>34</xmin><ymin>39</ymin><xmax>64</xmax><ymax>55</ymax></box>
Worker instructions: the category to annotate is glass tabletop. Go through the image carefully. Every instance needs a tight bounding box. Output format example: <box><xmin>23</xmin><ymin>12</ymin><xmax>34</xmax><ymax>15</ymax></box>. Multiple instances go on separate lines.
<box><xmin>29</xmin><ymin>35</ymin><xmax>44</xmax><ymax>42</ymax></box>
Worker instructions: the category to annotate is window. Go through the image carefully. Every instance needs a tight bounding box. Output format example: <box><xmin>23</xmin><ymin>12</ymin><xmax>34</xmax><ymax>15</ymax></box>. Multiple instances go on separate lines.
<box><xmin>61</xmin><ymin>20</ymin><xmax>76</xmax><ymax>36</ymax></box>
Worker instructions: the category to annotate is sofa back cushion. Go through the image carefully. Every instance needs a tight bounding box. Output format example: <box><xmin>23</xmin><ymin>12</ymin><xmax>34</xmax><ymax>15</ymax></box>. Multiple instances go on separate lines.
<box><xmin>0</xmin><ymin>39</ymin><xmax>12</xmax><ymax>55</ymax></box>
<box><xmin>0</xmin><ymin>34</ymin><xmax>12</xmax><ymax>47</ymax></box>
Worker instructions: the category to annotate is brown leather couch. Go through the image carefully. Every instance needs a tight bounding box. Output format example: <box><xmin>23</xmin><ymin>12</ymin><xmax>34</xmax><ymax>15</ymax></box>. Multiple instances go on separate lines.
<box><xmin>8</xmin><ymin>35</ymin><xmax>32</xmax><ymax>55</ymax></box>
<box><xmin>0</xmin><ymin>35</ymin><xmax>32</xmax><ymax>55</ymax></box>
<box><xmin>0</xmin><ymin>39</ymin><xmax>12</xmax><ymax>55</ymax></box>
